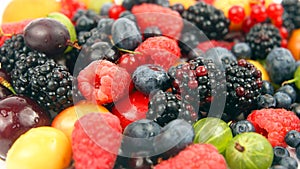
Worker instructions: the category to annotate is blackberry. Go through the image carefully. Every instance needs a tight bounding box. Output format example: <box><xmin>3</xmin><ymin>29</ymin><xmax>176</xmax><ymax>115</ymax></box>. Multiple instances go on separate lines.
<box><xmin>282</xmin><ymin>12</ymin><xmax>295</xmax><ymax>34</ymax></box>
<box><xmin>11</xmin><ymin>55</ymin><xmax>78</xmax><ymax>116</ymax></box>
<box><xmin>169</xmin><ymin>58</ymin><xmax>262</xmax><ymax>121</ymax></box>
<box><xmin>181</xmin><ymin>2</ymin><xmax>230</xmax><ymax>40</ymax></box>
<box><xmin>282</xmin><ymin>0</ymin><xmax>300</xmax><ymax>29</ymax></box>
<box><xmin>146</xmin><ymin>90</ymin><xmax>198</xmax><ymax>127</ymax></box>
<box><xmin>245</xmin><ymin>23</ymin><xmax>281</xmax><ymax>60</ymax></box>
<box><xmin>0</xmin><ymin>34</ymin><xmax>31</xmax><ymax>73</ymax></box>
<box><xmin>223</xmin><ymin>59</ymin><xmax>262</xmax><ymax>118</ymax></box>
<box><xmin>168</xmin><ymin>57</ymin><xmax>226</xmax><ymax>115</ymax></box>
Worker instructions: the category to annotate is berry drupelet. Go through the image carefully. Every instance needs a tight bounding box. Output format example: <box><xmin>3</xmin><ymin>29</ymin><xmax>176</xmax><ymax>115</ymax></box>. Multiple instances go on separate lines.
<box><xmin>146</xmin><ymin>90</ymin><xmax>198</xmax><ymax>127</ymax></box>
<box><xmin>181</xmin><ymin>1</ymin><xmax>230</xmax><ymax>40</ymax></box>
<box><xmin>11</xmin><ymin>54</ymin><xmax>79</xmax><ymax>116</ymax></box>
<box><xmin>0</xmin><ymin>34</ymin><xmax>31</xmax><ymax>74</ymax></box>
<box><xmin>282</xmin><ymin>0</ymin><xmax>300</xmax><ymax>29</ymax></box>
<box><xmin>245</xmin><ymin>23</ymin><xmax>281</xmax><ymax>60</ymax></box>
<box><xmin>168</xmin><ymin>57</ymin><xmax>226</xmax><ymax>116</ymax></box>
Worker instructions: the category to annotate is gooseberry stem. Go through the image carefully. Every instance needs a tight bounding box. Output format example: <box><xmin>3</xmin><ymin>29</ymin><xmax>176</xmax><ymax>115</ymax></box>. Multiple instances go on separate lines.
<box><xmin>282</xmin><ymin>78</ymin><xmax>299</xmax><ymax>86</ymax></box>
<box><xmin>66</xmin><ymin>40</ymin><xmax>82</xmax><ymax>50</ymax></box>
<box><xmin>235</xmin><ymin>142</ymin><xmax>245</xmax><ymax>152</ymax></box>
<box><xmin>110</xmin><ymin>39</ymin><xmax>142</xmax><ymax>55</ymax></box>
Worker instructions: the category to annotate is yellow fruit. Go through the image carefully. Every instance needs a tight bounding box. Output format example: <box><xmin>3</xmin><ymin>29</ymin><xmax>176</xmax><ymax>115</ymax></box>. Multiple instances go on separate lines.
<box><xmin>2</xmin><ymin>0</ymin><xmax>61</xmax><ymax>23</ymax></box>
<box><xmin>169</xmin><ymin>0</ymin><xmax>196</xmax><ymax>9</ymax></box>
<box><xmin>247</xmin><ymin>59</ymin><xmax>270</xmax><ymax>81</ymax></box>
<box><xmin>52</xmin><ymin>100</ymin><xmax>110</xmax><ymax>142</ymax></box>
<box><xmin>6</xmin><ymin>127</ymin><xmax>72</xmax><ymax>169</ymax></box>
<box><xmin>288</xmin><ymin>29</ymin><xmax>300</xmax><ymax>61</ymax></box>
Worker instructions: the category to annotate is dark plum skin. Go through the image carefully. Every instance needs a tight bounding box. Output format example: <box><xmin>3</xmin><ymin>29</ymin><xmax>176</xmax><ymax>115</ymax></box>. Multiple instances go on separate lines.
<box><xmin>0</xmin><ymin>95</ymin><xmax>51</xmax><ymax>160</ymax></box>
<box><xmin>24</xmin><ymin>18</ymin><xmax>70</xmax><ymax>57</ymax></box>
<box><xmin>112</xmin><ymin>18</ymin><xmax>142</xmax><ymax>50</ymax></box>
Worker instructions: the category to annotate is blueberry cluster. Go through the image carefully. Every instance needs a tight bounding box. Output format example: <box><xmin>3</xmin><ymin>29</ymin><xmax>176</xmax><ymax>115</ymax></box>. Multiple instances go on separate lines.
<box><xmin>270</xmin><ymin>130</ymin><xmax>300</xmax><ymax>169</ymax></box>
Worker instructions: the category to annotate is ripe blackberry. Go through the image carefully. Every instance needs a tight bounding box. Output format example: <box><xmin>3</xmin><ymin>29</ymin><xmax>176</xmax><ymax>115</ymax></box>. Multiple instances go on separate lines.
<box><xmin>245</xmin><ymin>23</ymin><xmax>281</xmax><ymax>60</ymax></box>
<box><xmin>168</xmin><ymin>57</ymin><xmax>226</xmax><ymax>115</ymax></box>
<box><xmin>224</xmin><ymin>59</ymin><xmax>262</xmax><ymax>118</ymax></box>
<box><xmin>181</xmin><ymin>2</ymin><xmax>230</xmax><ymax>40</ymax></box>
<box><xmin>282</xmin><ymin>0</ymin><xmax>300</xmax><ymax>29</ymax></box>
<box><xmin>0</xmin><ymin>34</ymin><xmax>31</xmax><ymax>73</ymax></box>
<box><xmin>282</xmin><ymin>12</ymin><xmax>295</xmax><ymax>34</ymax></box>
<box><xmin>146</xmin><ymin>90</ymin><xmax>198</xmax><ymax>127</ymax></box>
<box><xmin>11</xmin><ymin>55</ymin><xmax>79</xmax><ymax>116</ymax></box>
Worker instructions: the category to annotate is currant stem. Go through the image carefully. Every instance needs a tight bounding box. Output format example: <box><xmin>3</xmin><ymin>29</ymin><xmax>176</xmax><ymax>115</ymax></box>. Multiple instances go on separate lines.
<box><xmin>235</xmin><ymin>142</ymin><xmax>245</xmax><ymax>152</ymax></box>
<box><xmin>282</xmin><ymin>78</ymin><xmax>298</xmax><ymax>86</ymax></box>
<box><xmin>110</xmin><ymin>39</ymin><xmax>142</xmax><ymax>55</ymax></box>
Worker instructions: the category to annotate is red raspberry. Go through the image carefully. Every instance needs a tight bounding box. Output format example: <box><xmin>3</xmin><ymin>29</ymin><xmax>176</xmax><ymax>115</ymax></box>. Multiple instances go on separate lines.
<box><xmin>72</xmin><ymin>113</ymin><xmax>122</xmax><ymax>169</ymax></box>
<box><xmin>0</xmin><ymin>19</ymin><xmax>32</xmax><ymax>47</ymax></box>
<box><xmin>197</xmin><ymin>40</ymin><xmax>235</xmax><ymax>52</ymax></box>
<box><xmin>247</xmin><ymin>108</ymin><xmax>300</xmax><ymax>147</ymax></box>
<box><xmin>77</xmin><ymin>60</ymin><xmax>131</xmax><ymax>105</ymax></box>
<box><xmin>134</xmin><ymin>36</ymin><xmax>181</xmax><ymax>70</ymax></box>
<box><xmin>131</xmin><ymin>4</ymin><xmax>183</xmax><ymax>39</ymax></box>
<box><xmin>112</xmin><ymin>91</ymin><xmax>149</xmax><ymax>130</ymax></box>
<box><xmin>60</xmin><ymin>0</ymin><xmax>87</xmax><ymax>20</ymax></box>
<box><xmin>154</xmin><ymin>144</ymin><xmax>227</xmax><ymax>169</ymax></box>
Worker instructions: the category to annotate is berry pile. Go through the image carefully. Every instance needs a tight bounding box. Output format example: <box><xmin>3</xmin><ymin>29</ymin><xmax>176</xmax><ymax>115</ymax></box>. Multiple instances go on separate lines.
<box><xmin>1</xmin><ymin>0</ymin><xmax>300</xmax><ymax>169</ymax></box>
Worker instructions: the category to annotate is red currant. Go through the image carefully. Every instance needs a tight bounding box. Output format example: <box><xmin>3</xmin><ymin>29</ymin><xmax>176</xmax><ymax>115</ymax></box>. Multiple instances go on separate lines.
<box><xmin>279</xmin><ymin>27</ymin><xmax>289</xmax><ymax>39</ymax></box>
<box><xmin>266</xmin><ymin>3</ymin><xmax>284</xmax><ymax>19</ymax></box>
<box><xmin>109</xmin><ymin>4</ymin><xmax>126</xmax><ymax>20</ymax></box>
<box><xmin>242</xmin><ymin>17</ymin><xmax>256</xmax><ymax>33</ymax></box>
<box><xmin>228</xmin><ymin>5</ymin><xmax>246</xmax><ymax>23</ymax></box>
<box><xmin>250</xmin><ymin>5</ymin><xmax>268</xmax><ymax>22</ymax></box>
<box><xmin>271</xmin><ymin>16</ymin><xmax>283</xmax><ymax>28</ymax></box>
<box><xmin>281</xmin><ymin>39</ymin><xmax>288</xmax><ymax>48</ymax></box>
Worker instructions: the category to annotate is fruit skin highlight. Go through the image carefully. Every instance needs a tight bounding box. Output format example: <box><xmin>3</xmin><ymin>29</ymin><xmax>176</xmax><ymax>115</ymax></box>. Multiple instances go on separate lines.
<box><xmin>6</xmin><ymin>126</ymin><xmax>72</xmax><ymax>169</ymax></box>
<box><xmin>225</xmin><ymin>132</ymin><xmax>274</xmax><ymax>169</ymax></box>
<box><xmin>193</xmin><ymin>117</ymin><xmax>233</xmax><ymax>153</ymax></box>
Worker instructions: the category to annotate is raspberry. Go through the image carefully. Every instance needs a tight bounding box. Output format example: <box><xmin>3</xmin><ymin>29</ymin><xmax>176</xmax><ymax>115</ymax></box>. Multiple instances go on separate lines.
<box><xmin>131</xmin><ymin>4</ymin><xmax>183</xmax><ymax>39</ymax></box>
<box><xmin>72</xmin><ymin>113</ymin><xmax>122</xmax><ymax>169</ymax></box>
<box><xmin>154</xmin><ymin>144</ymin><xmax>227</xmax><ymax>169</ymax></box>
<box><xmin>0</xmin><ymin>19</ymin><xmax>32</xmax><ymax>47</ymax></box>
<box><xmin>112</xmin><ymin>91</ymin><xmax>149</xmax><ymax>130</ymax></box>
<box><xmin>247</xmin><ymin>108</ymin><xmax>300</xmax><ymax>147</ymax></box>
<box><xmin>135</xmin><ymin>36</ymin><xmax>181</xmax><ymax>70</ymax></box>
<box><xmin>77</xmin><ymin>60</ymin><xmax>131</xmax><ymax>105</ymax></box>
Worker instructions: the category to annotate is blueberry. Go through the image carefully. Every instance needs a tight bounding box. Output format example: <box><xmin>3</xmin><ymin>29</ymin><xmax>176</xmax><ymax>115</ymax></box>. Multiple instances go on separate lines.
<box><xmin>153</xmin><ymin>0</ymin><xmax>170</xmax><ymax>7</ymax></box>
<box><xmin>278</xmin><ymin>157</ymin><xmax>298</xmax><ymax>169</ymax></box>
<box><xmin>231</xmin><ymin>42</ymin><xmax>252</xmax><ymax>59</ymax></box>
<box><xmin>266</xmin><ymin>48</ymin><xmax>296</xmax><ymax>85</ymax></box>
<box><xmin>261</xmin><ymin>80</ymin><xmax>275</xmax><ymax>95</ymax></box>
<box><xmin>284</xmin><ymin>130</ymin><xmax>300</xmax><ymax>148</ymax></box>
<box><xmin>187</xmin><ymin>48</ymin><xmax>204</xmax><ymax>60</ymax></box>
<box><xmin>122</xmin><ymin>0</ymin><xmax>135</xmax><ymax>10</ymax></box>
<box><xmin>272</xmin><ymin>146</ymin><xmax>290</xmax><ymax>165</ymax></box>
<box><xmin>229</xmin><ymin>120</ymin><xmax>255</xmax><ymax>136</ymax></box>
<box><xmin>274</xmin><ymin>92</ymin><xmax>292</xmax><ymax>109</ymax></box>
<box><xmin>121</xmin><ymin>119</ymin><xmax>161</xmax><ymax>156</ymax></box>
<box><xmin>143</xmin><ymin>26</ymin><xmax>162</xmax><ymax>40</ymax></box>
<box><xmin>100</xmin><ymin>2</ymin><xmax>113</xmax><ymax>16</ymax></box>
<box><xmin>75</xmin><ymin>15</ymin><xmax>95</xmax><ymax>32</ymax></box>
<box><xmin>153</xmin><ymin>119</ymin><xmax>194</xmax><ymax>160</ymax></box>
<box><xmin>132</xmin><ymin>64</ymin><xmax>171</xmax><ymax>95</ymax></box>
<box><xmin>112</xmin><ymin>18</ymin><xmax>142</xmax><ymax>50</ymax></box>
<box><xmin>97</xmin><ymin>18</ymin><xmax>114</xmax><ymax>35</ymax></box>
<box><xmin>269</xmin><ymin>165</ymin><xmax>289</xmax><ymax>169</ymax></box>
<box><xmin>205</xmin><ymin>47</ymin><xmax>237</xmax><ymax>70</ymax></box>
<box><xmin>277</xmin><ymin>85</ymin><xmax>297</xmax><ymax>102</ymax></box>
<box><xmin>119</xmin><ymin>11</ymin><xmax>137</xmax><ymax>23</ymax></box>
<box><xmin>291</xmin><ymin>103</ymin><xmax>300</xmax><ymax>118</ymax></box>
<box><xmin>296</xmin><ymin>144</ymin><xmax>300</xmax><ymax>160</ymax></box>
<box><xmin>257</xmin><ymin>94</ymin><xmax>276</xmax><ymax>109</ymax></box>
<box><xmin>170</xmin><ymin>3</ymin><xmax>185</xmax><ymax>14</ymax></box>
